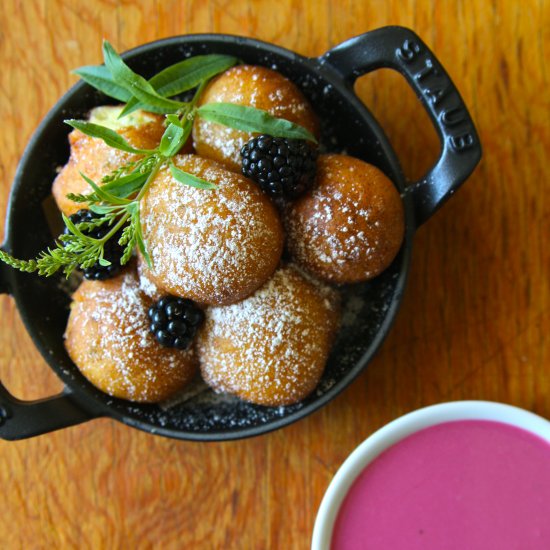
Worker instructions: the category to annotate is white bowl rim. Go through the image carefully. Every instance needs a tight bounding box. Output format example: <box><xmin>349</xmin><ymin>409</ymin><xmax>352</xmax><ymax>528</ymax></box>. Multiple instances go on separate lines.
<box><xmin>311</xmin><ymin>400</ymin><xmax>550</xmax><ymax>550</ymax></box>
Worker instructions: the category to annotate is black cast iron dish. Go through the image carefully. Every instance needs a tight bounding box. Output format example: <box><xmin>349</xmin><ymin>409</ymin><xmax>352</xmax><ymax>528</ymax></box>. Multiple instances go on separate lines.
<box><xmin>0</xmin><ymin>27</ymin><xmax>480</xmax><ymax>441</ymax></box>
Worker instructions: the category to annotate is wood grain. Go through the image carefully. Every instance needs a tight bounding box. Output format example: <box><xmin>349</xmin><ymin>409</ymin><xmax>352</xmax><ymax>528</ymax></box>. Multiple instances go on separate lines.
<box><xmin>0</xmin><ymin>0</ymin><xmax>548</xmax><ymax>548</ymax></box>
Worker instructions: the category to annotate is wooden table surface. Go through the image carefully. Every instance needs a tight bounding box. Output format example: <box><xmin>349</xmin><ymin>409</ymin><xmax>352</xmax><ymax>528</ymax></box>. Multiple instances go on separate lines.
<box><xmin>0</xmin><ymin>1</ymin><xmax>548</xmax><ymax>548</ymax></box>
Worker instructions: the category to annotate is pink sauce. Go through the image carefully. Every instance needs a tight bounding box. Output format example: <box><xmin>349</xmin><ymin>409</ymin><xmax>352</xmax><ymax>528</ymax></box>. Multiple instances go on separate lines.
<box><xmin>332</xmin><ymin>420</ymin><xmax>550</xmax><ymax>550</ymax></box>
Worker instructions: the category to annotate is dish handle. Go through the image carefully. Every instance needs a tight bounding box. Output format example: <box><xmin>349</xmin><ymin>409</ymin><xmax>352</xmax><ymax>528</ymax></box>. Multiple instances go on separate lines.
<box><xmin>0</xmin><ymin>247</ymin><xmax>93</xmax><ymax>440</ymax></box>
<box><xmin>320</xmin><ymin>26</ymin><xmax>482</xmax><ymax>227</ymax></box>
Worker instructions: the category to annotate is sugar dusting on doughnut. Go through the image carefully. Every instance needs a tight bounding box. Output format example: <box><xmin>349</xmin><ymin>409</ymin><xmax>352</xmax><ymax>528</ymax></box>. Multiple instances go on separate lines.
<box><xmin>65</xmin><ymin>268</ymin><xmax>197</xmax><ymax>402</ymax></box>
<box><xmin>285</xmin><ymin>154</ymin><xmax>405</xmax><ymax>284</ymax></box>
<box><xmin>197</xmin><ymin>265</ymin><xmax>340</xmax><ymax>406</ymax></box>
<box><xmin>141</xmin><ymin>154</ymin><xmax>284</xmax><ymax>306</ymax></box>
<box><xmin>192</xmin><ymin>65</ymin><xmax>319</xmax><ymax>171</ymax></box>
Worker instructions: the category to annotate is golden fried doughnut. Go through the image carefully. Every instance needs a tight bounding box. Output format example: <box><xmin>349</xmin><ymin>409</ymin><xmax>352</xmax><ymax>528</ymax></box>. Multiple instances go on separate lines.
<box><xmin>65</xmin><ymin>268</ymin><xmax>197</xmax><ymax>403</ymax></box>
<box><xmin>285</xmin><ymin>154</ymin><xmax>405</xmax><ymax>284</ymax></box>
<box><xmin>52</xmin><ymin>106</ymin><xmax>167</xmax><ymax>216</ymax></box>
<box><xmin>140</xmin><ymin>154</ymin><xmax>284</xmax><ymax>306</ymax></box>
<box><xmin>192</xmin><ymin>65</ymin><xmax>319</xmax><ymax>172</ymax></box>
<box><xmin>197</xmin><ymin>265</ymin><xmax>340</xmax><ymax>406</ymax></box>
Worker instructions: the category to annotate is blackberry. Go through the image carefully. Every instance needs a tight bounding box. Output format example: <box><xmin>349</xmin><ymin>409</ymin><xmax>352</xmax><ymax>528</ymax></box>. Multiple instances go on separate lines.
<box><xmin>148</xmin><ymin>296</ymin><xmax>205</xmax><ymax>350</ymax></box>
<box><xmin>65</xmin><ymin>209</ymin><xmax>124</xmax><ymax>280</ymax></box>
<box><xmin>240</xmin><ymin>135</ymin><xmax>318</xmax><ymax>199</ymax></box>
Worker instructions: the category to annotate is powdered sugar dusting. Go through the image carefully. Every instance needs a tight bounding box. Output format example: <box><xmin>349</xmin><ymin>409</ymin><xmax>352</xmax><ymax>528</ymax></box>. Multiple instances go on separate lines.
<box><xmin>97</xmin><ymin>268</ymin><xmax>401</xmax><ymax>432</ymax></box>
<box><xmin>296</xmin><ymin>192</ymin><xmax>374</xmax><ymax>269</ymax></box>
<box><xmin>137</xmin><ymin>257</ymin><xmax>163</xmax><ymax>300</ymax></box>
<box><xmin>141</xmin><ymin>155</ymin><xmax>282</xmax><ymax>305</ymax></box>
<box><xmin>65</xmin><ymin>268</ymin><xmax>196</xmax><ymax>402</ymax></box>
<box><xmin>198</xmin><ymin>265</ymin><xmax>339</xmax><ymax>406</ymax></box>
<box><xmin>285</xmin><ymin>154</ymin><xmax>403</xmax><ymax>282</ymax></box>
<box><xmin>192</xmin><ymin>65</ymin><xmax>318</xmax><ymax>170</ymax></box>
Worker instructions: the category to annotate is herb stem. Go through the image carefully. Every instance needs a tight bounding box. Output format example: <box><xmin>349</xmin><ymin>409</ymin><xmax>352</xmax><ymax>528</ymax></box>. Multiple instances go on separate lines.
<box><xmin>96</xmin><ymin>211</ymin><xmax>131</xmax><ymax>244</ymax></box>
<box><xmin>179</xmin><ymin>79</ymin><xmax>208</xmax><ymax>123</ymax></box>
<box><xmin>136</xmin><ymin>156</ymin><xmax>163</xmax><ymax>201</ymax></box>
<box><xmin>89</xmin><ymin>156</ymin><xmax>162</xmax><ymax>246</ymax></box>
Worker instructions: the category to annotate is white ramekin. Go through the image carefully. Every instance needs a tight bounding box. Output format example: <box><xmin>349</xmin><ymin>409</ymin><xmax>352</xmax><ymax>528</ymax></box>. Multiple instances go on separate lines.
<box><xmin>311</xmin><ymin>400</ymin><xmax>550</xmax><ymax>550</ymax></box>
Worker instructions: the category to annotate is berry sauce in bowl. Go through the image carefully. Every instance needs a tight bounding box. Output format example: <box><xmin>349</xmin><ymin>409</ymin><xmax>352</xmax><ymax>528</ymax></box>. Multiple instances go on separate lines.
<box><xmin>312</xmin><ymin>401</ymin><xmax>550</xmax><ymax>550</ymax></box>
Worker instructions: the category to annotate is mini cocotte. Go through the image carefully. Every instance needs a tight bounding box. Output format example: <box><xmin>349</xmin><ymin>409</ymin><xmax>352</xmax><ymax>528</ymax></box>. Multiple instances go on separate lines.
<box><xmin>0</xmin><ymin>41</ymin><xmax>404</xmax><ymax>407</ymax></box>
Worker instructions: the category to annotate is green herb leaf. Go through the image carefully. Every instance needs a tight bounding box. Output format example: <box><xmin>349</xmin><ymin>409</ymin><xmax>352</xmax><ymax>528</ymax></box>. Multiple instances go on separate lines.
<box><xmin>196</xmin><ymin>103</ymin><xmax>317</xmax><ymax>142</ymax></box>
<box><xmin>73</xmin><ymin>65</ymin><xmax>132</xmax><ymax>102</ymax></box>
<box><xmin>65</xmin><ymin>119</ymin><xmax>152</xmax><ymax>154</ymax></box>
<box><xmin>100</xmin><ymin>171</ymin><xmax>149</xmax><ymax>198</ymax></box>
<box><xmin>62</xmin><ymin>213</ymin><xmax>89</xmax><ymax>240</ymax></box>
<box><xmin>135</xmin><ymin>231</ymin><xmax>150</xmax><ymax>266</ymax></box>
<box><xmin>65</xmin><ymin>192</ymin><xmax>97</xmax><ymax>204</ymax></box>
<box><xmin>179</xmin><ymin>120</ymin><xmax>194</xmax><ymax>150</ymax></box>
<box><xmin>117</xmin><ymin>99</ymin><xmax>154</xmax><ymax>118</ymax></box>
<box><xmin>89</xmin><ymin>204</ymin><xmax>120</xmax><ymax>215</ymax></box>
<box><xmin>159</xmin><ymin>123</ymin><xmax>185</xmax><ymax>157</ymax></box>
<box><xmin>0</xmin><ymin>250</ymin><xmax>39</xmax><ymax>274</ymax></box>
<box><xmin>102</xmin><ymin>41</ymin><xmax>185</xmax><ymax>113</ymax></box>
<box><xmin>120</xmin><ymin>55</ymin><xmax>238</xmax><ymax>116</ymax></box>
<box><xmin>152</xmin><ymin>54</ymin><xmax>238</xmax><ymax>97</ymax></box>
<box><xmin>100</xmin><ymin>159</ymin><xmax>139</xmax><ymax>183</ymax></box>
<box><xmin>127</xmin><ymin>206</ymin><xmax>151</xmax><ymax>267</ymax></box>
<box><xmin>169</xmin><ymin>164</ymin><xmax>217</xmax><ymax>190</ymax></box>
<box><xmin>166</xmin><ymin>114</ymin><xmax>183</xmax><ymax>127</ymax></box>
<box><xmin>69</xmin><ymin>212</ymin><xmax>117</xmax><ymax>233</ymax></box>
<box><xmin>79</xmin><ymin>173</ymin><xmax>132</xmax><ymax>206</ymax></box>
<box><xmin>125</xmin><ymin>201</ymin><xmax>139</xmax><ymax>215</ymax></box>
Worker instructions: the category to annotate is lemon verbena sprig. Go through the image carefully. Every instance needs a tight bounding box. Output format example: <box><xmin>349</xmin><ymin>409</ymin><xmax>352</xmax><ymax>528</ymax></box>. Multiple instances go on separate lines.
<box><xmin>0</xmin><ymin>116</ymin><xmax>215</xmax><ymax>278</ymax></box>
<box><xmin>0</xmin><ymin>42</ymin><xmax>319</xmax><ymax>279</ymax></box>
<box><xmin>74</xmin><ymin>40</ymin><xmax>317</xmax><ymax>143</ymax></box>
<box><xmin>0</xmin><ymin>208</ymin><xmax>123</xmax><ymax>277</ymax></box>
<box><xmin>75</xmin><ymin>41</ymin><xmax>240</xmax><ymax>116</ymax></box>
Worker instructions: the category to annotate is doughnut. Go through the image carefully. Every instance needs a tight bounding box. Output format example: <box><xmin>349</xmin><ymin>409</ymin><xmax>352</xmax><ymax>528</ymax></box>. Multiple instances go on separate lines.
<box><xmin>52</xmin><ymin>106</ymin><xmax>167</xmax><ymax>216</ymax></box>
<box><xmin>285</xmin><ymin>154</ymin><xmax>405</xmax><ymax>284</ymax></box>
<box><xmin>140</xmin><ymin>154</ymin><xmax>284</xmax><ymax>306</ymax></box>
<box><xmin>65</xmin><ymin>267</ymin><xmax>197</xmax><ymax>403</ymax></box>
<box><xmin>197</xmin><ymin>265</ymin><xmax>340</xmax><ymax>406</ymax></box>
<box><xmin>192</xmin><ymin>65</ymin><xmax>319</xmax><ymax>172</ymax></box>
